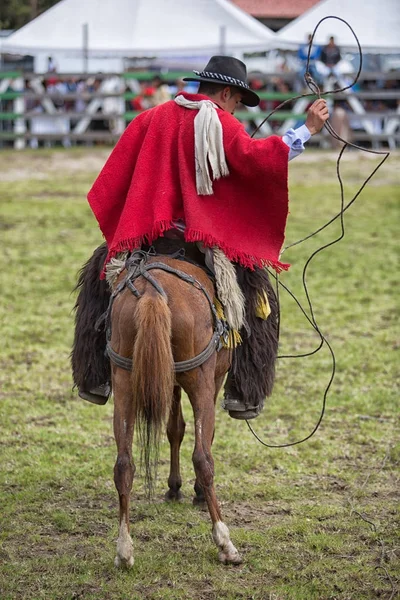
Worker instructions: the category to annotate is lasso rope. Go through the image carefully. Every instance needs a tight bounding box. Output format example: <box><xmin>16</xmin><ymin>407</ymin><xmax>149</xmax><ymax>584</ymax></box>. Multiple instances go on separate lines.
<box><xmin>246</xmin><ymin>16</ymin><xmax>390</xmax><ymax>448</ymax></box>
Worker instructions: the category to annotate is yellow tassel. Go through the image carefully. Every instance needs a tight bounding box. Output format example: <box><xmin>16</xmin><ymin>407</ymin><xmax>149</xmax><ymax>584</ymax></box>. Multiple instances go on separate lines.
<box><xmin>214</xmin><ymin>298</ymin><xmax>242</xmax><ymax>348</ymax></box>
<box><xmin>220</xmin><ymin>329</ymin><xmax>242</xmax><ymax>349</ymax></box>
<box><xmin>255</xmin><ymin>291</ymin><xmax>271</xmax><ymax>320</ymax></box>
<box><xmin>213</xmin><ymin>297</ymin><xmax>225</xmax><ymax>320</ymax></box>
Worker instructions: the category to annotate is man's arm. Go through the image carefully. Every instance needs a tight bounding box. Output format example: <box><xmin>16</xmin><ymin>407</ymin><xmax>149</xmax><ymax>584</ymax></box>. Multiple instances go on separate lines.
<box><xmin>282</xmin><ymin>125</ymin><xmax>311</xmax><ymax>161</ymax></box>
<box><xmin>283</xmin><ymin>98</ymin><xmax>329</xmax><ymax>161</ymax></box>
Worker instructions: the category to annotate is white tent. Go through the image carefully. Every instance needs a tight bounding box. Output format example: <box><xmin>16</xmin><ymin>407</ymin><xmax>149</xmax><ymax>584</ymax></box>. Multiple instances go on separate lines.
<box><xmin>275</xmin><ymin>0</ymin><xmax>400</xmax><ymax>53</ymax></box>
<box><xmin>1</xmin><ymin>0</ymin><xmax>276</xmax><ymax>59</ymax></box>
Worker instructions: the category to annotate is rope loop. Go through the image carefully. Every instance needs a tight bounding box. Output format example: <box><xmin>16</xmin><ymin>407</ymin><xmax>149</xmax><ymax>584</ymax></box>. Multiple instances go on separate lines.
<box><xmin>247</xmin><ymin>16</ymin><xmax>390</xmax><ymax>449</ymax></box>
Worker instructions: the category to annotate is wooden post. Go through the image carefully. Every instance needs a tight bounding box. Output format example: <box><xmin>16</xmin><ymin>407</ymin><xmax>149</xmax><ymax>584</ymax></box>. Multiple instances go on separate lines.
<box><xmin>13</xmin><ymin>77</ymin><xmax>26</xmax><ymax>150</ymax></box>
<box><xmin>219</xmin><ymin>25</ymin><xmax>226</xmax><ymax>55</ymax></box>
<box><xmin>83</xmin><ymin>24</ymin><xmax>89</xmax><ymax>74</ymax></box>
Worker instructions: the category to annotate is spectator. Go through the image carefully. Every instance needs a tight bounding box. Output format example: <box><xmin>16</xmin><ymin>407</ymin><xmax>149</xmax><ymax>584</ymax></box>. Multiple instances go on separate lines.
<box><xmin>383</xmin><ymin>74</ymin><xmax>400</xmax><ymax>110</ymax></box>
<box><xmin>296</xmin><ymin>33</ymin><xmax>322</xmax><ymax>90</ymax></box>
<box><xmin>330</xmin><ymin>104</ymin><xmax>352</xmax><ymax>148</ymax></box>
<box><xmin>75</xmin><ymin>79</ymin><xmax>87</xmax><ymax>113</ymax></box>
<box><xmin>151</xmin><ymin>75</ymin><xmax>171</xmax><ymax>106</ymax></box>
<box><xmin>47</xmin><ymin>56</ymin><xmax>57</xmax><ymax>73</ymax></box>
<box><xmin>321</xmin><ymin>36</ymin><xmax>341</xmax><ymax>71</ymax></box>
<box><xmin>64</xmin><ymin>77</ymin><xmax>77</xmax><ymax>113</ymax></box>
<box><xmin>270</xmin><ymin>77</ymin><xmax>295</xmax><ymax>131</ymax></box>
<box><xmin>87</xmin><ymin>77</ymin><xmax>107</xmax><ymax>137</ymax></box>
<box><xmin>46</xmin><ymin>56</ymin><xmax>58</xmax><ymax>88</ymax></box>
<box><xmin>131</xmin><ymin>82</ymin><xmax>156</xmax><ymax>112</ymax></box>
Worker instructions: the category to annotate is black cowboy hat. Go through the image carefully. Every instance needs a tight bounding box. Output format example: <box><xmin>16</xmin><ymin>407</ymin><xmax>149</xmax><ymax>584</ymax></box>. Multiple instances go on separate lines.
<box><xmin>183</xmin><ymin>55</ymin><xmax>260</xmax><ymax>107</ymax></box>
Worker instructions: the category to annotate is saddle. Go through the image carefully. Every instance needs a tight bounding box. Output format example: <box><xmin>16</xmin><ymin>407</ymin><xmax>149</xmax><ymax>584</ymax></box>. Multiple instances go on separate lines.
<box><xmin>106</xmin><ymin>236</ymin><xmax>247</xmax><ymax>336</ymax></box>
<box><xmin>143</xmin><ymin>237</ymin><xmax>214</xmax><ymax>278</ymax></box>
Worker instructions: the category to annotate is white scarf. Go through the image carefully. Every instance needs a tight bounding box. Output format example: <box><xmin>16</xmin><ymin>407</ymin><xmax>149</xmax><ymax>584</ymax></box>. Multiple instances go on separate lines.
<box><xmin>174</xmin><ymin>95</ymin><xmax>229</xmax><ymax>195</ymax></box>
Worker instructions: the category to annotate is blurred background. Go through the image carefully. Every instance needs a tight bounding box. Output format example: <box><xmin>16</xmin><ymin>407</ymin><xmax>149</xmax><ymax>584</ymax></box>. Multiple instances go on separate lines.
<box><xmin>0</xmin><ymin>0</ymin><xmax>399</xmax><ymax>149</ymax></box>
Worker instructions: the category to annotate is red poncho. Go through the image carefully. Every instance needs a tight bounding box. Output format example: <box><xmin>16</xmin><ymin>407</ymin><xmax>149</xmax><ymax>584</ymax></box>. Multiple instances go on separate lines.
<box><xmin>88</xmin><ymin>92</ymin><xmax>290</xmax><ymax>274</ymax></box>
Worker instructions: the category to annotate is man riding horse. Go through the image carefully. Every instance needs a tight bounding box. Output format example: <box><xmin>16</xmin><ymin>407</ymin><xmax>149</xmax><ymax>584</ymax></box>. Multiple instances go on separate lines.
<box><xmin>72</xmin><ymin>55</ymin><xmax>328</xmax><ymax>419</ymax></box>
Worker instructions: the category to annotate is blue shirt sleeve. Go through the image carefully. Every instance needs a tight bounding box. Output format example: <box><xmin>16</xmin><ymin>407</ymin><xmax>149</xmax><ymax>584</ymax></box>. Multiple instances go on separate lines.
<box><xmin>282</xmin><ymin>124</ymin><xmax>311</xmax><ymax>161</ymax></box>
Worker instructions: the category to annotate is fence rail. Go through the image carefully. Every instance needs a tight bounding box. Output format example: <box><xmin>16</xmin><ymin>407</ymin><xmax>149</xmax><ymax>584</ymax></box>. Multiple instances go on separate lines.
<box><xmin>1</xmin><ymin>70</ymin><xmax>398</xmax><ymax>81</ymax></box>
<box><xmin>0</xmin><ymin>71</ymin><xmax>398</xmax><ymax>149</ymax></box>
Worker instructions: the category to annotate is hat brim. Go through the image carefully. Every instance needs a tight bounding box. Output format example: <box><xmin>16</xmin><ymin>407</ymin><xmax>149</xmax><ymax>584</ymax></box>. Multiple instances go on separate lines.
<box><xmin>182</xmin><ymin>76</ymin><xmax>260</xmax><ymax>107</ymax></box>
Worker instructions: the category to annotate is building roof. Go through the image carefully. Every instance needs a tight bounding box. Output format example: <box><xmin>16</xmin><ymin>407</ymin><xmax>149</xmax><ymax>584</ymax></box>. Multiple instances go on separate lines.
<box><xmin>231</xmin><ymin>0</ymin><xmax>320</xmax><ymax>18</ymax></box>
<box><xmin>1</xmin><ymin>0</ymin><xmax>277</xmax><ymax>58</ymax></box>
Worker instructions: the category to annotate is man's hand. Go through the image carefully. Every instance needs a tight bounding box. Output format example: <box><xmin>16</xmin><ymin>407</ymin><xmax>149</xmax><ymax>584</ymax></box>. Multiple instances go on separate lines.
<box><xmin>305</xmin><ymin>99</ymin><xmax>329</xmax><ymax>135</ymax></box>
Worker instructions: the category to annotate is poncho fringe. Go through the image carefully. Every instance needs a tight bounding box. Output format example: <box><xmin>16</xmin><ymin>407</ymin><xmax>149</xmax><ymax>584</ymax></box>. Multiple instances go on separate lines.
<box><xmin>104</xmin><ymin>221</ymin><xmax>290</xmax><ymax>276</ymax></box>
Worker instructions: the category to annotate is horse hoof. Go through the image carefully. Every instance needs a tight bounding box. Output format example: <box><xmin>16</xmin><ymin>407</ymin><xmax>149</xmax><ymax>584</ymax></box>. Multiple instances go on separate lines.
<box><xmin>164</xmin><ymin>489</ymin><xmax>184</xmax><ymax>502</ymax></box>
<box><xmin>115</xmin><ymin>555</ymin><xmax>134</xmax><ymax>569</ymax></box>
<box><xmin>218</xmin><ymin>550</ymin><xmax>243</xmax><ymax>565</ymax></box>
<box><xmin>192</xmin><ymin>496</ymin><xmax>207</xmax><ymax>511</ymax></box>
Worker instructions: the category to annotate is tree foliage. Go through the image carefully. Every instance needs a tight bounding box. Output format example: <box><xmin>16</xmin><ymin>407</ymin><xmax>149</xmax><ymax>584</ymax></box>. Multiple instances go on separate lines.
<box><xmin>0</xmin><ymin>0</ymin><xmax>59</xmax><ymax>30</ymax></box>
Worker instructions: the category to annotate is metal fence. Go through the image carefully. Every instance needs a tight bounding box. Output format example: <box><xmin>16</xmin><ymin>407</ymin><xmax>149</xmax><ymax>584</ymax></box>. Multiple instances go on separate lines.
<box><xmin>0</xmin><ymin>70</ymin><xmax>399</xmax><ymax>149</ymax></box>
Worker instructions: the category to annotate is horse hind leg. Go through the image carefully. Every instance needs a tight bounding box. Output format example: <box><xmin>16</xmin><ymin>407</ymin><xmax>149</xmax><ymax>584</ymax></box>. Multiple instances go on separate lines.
<box><xmin>165</xmin><ymin>386</ymin><xmax>185</xmax><ymax>502</ymax></box>
<box><xmin>187</xmin><ymin>366</ymin><xmax>242</xmax><ymax>565</ymax></box>
<box><xmin>193</xmin><ymin>479</ymin><xmax>207</xmax><ymax>510</ymax></box>
<box><xmin>193</xmin><ymin>373</ymin><xmax>224</xmax><ymax>511</ymax></box>
<box><xmin>113</xmin><ymin>368</ymin><xmax>136</xmax><ymax>568</ymax></box>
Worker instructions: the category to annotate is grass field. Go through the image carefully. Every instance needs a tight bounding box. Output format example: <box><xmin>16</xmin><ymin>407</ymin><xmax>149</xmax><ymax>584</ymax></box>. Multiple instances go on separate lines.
<box><xmin>0</xmin><ymin>148</ymin><xmax>399</xmax><ymax>600</ymax></box>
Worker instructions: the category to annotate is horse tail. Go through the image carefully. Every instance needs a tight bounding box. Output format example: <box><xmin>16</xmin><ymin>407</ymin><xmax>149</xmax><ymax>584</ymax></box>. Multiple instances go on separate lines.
<box><xmin>131</xmin><ymin>292</ymin><xmax>174</xmax><ymax>494</ymax></box>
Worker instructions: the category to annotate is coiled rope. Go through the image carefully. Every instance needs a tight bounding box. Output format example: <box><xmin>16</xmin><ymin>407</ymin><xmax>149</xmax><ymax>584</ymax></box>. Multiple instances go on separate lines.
<box><xmin>246</xmin><ymin>16</ymin><xmax>390</xmax><ymax>448</ymax></box>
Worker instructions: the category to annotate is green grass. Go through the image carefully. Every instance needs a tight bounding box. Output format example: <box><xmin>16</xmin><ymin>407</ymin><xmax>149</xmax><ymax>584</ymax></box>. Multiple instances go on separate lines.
<box><xmin>0</xmin><ymin>148</ymin><xmax>399</xmax><ymax>599</ymax></box>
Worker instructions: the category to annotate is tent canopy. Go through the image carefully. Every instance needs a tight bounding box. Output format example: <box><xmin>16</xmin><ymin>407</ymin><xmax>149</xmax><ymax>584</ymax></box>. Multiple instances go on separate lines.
<box><xmin>275</xmin><ymin>0</ymin><xmax>400</xmax><ymax>54</ymax></box>
<box><xmin>1</xmin><ymin>0</ymin><xmax>277</xmax><ymax>57</ymax></box>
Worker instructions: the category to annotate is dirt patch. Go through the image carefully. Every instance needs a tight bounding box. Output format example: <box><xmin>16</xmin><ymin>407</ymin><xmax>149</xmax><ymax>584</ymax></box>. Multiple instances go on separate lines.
<box><xmin>0</xmin><ymin>220</ymin><xmax>16</xmax><ymax>231</ymax></box>
<box><xmin>0</xmin><ymin>149</ymin><xmax>110</xmax><ymax>182</ymax></box>
<box><xmin>1</xmin><ymin>148</ymin><xmax>398</xmax><ymax>185</ymax></box>
<box><xmin>223</xmin><ymin>500</ymin><xmax>292</xmax><ymax>527</ymax></box>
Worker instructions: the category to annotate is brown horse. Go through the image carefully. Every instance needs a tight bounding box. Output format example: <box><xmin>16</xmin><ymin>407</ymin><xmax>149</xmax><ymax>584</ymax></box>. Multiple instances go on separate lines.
<box><xmin>108</xmin><ymin>251</ymin><xmax>243</xmax><ymax>568</ymax></box>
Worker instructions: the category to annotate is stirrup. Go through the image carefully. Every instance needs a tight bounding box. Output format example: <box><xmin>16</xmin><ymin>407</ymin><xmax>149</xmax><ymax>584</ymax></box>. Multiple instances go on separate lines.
<box><xmin>79</xmin><ymin>384</ymin><xmax>111</xmax><ymax>405</ymax></box>
<box><xmin>222</xmin><ymin>397</ymin><xmax>262</xmax><ymax>420</ymax></box>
